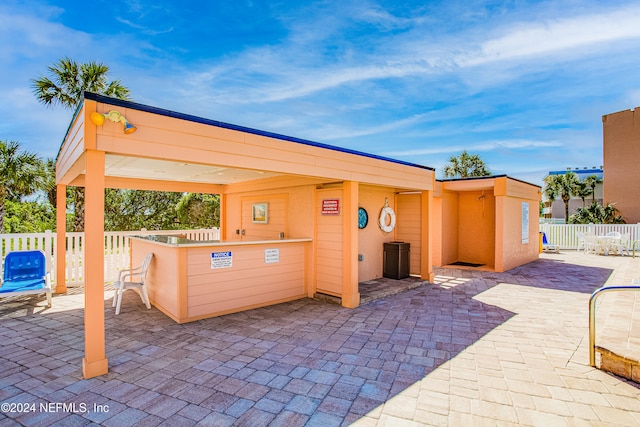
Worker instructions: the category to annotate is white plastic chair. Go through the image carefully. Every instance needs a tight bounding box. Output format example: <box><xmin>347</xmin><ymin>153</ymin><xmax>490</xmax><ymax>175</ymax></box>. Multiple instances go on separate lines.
<box><xmin>113</xmin><ymin>253</ymin><xmax>153</xmax><ymax>315</ymax></box>
<box><xmin>601</xmin><ymin>231</ymin><xmax>622</xmax><ymax>255</ymax></box>
<box><xmin>576</xmin><ymin>232</ymin><xmax>586</xmax><ymax>252</ymax></box>
<box><xmin>614</xmin><ymin>233</ymin><xmax>630</xmax><ymax>256</ymax></box>
<box><xmin>583</xmin><ymin>234</ymin><xmax>601</xmax><ymax>255</ymax></box>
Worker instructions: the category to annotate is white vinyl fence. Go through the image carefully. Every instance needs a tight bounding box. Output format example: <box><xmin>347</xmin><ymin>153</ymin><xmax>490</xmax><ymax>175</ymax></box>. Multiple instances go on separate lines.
<box><xmin>3</xmin><ymin>224</ymin><xmax>636</xmax><ymax>291</ymax></box>
<box><xmin>0</xmin><ymin>228</ymin><xmax>220</xmax><ymax>290</ymax></box>
<box><xmin>539</xmin><ymin>223</ymin><xmax>640</xmax><ymax>250</ymax></box>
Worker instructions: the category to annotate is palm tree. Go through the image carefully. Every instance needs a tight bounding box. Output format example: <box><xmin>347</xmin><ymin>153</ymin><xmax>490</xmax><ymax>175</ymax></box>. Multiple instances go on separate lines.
<box><xmin>42</xmin><ymin>158</ymin><xmax>57</xmax><ymax>207</ymax></box>
<box><xmin>569</xmin><ymin>202</ymin><xmax>625</xmax><ymax>224</ymax></box>
<box><xmin>0</xmin><ymin>140</ymin><xmax>45</xmax><ymax>230</ymax></box>
<box><xmin>544</xmin><ymin>172</ymin><xmax>580</xmax><ymax>223</ymax></box>
<box><xmin>31</xmin><ymin>57</ymin><xmax>131</xmax><ymax>231</ymax></box>
<box><xmin>583</xmin><ymin>174</ymin><xmax>603</xmax><ymax>204</ymax></box>
<box><xmin>542</xmin><ymin>184</ymin><xmax>559</xmax><ymax>219</ymax></box>
<box><xmin>31</xmin><ymin>57</ymin><xmax>130</xmax><ymax>110</ymax></box>
<box><xmin>443</xmin><ymin>150</ymin><xmax>491</xmax><ymax>178</ymax></box>
<box><xmin>573</xmin><ymin>181</ymin><xmax>593</xmax><ymax>207</ymax></box>
<box><xmin>602</xmin><ymin>202</ymin><xmax>625</xmax><ymax>224</ymax></box>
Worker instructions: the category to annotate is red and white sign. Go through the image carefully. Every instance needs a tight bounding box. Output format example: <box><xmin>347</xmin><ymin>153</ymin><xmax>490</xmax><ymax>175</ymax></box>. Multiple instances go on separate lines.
<box><xmin>321</xmin><ymin>199</ymin><xmax>340</xmax><ymax>215</ymax></box>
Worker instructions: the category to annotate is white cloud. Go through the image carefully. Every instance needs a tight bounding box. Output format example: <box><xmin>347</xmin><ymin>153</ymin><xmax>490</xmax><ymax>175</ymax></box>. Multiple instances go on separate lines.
<box><xmin>462</xmin><ymin>6</ymin><xmax>640</xmax><ymax>66</ymax></box>
<box><xmin>381</xmin><ymin>139</ymin><xmax>564</xmax><ymax>157</ymax></box>
<box><xmin>115</xmin><ymin>17</ymin><xmax>174</xmax><ymax>35</ymax></box>
<box><xmin>0</xmin><ymin>5</ymin><xmax>91</xmax><ymax>61</ymax></box>
<box><xmin>353</xmin><ymin>4</ymin><xmax>419</xmax><ymax>30</ymax></box>
<box><xmin>187</xmin><ymin>3</ymin><xmax>640</xmax><ymax>104</ymax></box>
<box><xmin>304</xmin><ymin>112</ymin><xmax>434</xmax><ymax>141</ymax></box>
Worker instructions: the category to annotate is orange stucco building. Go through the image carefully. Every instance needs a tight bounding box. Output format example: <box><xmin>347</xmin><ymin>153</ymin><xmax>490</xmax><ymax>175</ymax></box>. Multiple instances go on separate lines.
<box><xmin>603</xmin><ymin>107</ymin><xmax>640</xmax><ymax>223</ymax></box>
<box><xmin>56</xmin><ymin>93</ymin><xmax>540</xmax><ymax>378</ymax></box>
<box><xmin>435</xmin><ymin>176</ymin><xmax>540</xmax><ymax>272</ymax></box>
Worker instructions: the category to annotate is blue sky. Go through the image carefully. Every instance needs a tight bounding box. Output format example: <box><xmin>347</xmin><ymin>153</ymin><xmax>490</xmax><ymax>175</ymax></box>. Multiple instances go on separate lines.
<box><xmin>2</xmin><ymin>0</ymin><xmax>640</xmax><ymax>186</ymax></box>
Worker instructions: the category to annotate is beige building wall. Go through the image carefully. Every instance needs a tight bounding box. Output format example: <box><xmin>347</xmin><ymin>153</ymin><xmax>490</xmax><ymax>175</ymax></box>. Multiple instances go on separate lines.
<box><xmin>603</xmin><ymin>107</ymin><xmax>640</xmax><ymax>223</ymax></box>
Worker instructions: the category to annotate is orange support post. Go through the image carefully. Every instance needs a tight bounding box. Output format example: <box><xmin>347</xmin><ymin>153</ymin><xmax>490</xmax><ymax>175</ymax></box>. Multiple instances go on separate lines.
<box><xmin>82</xmin><ymin>149</ymin><xmax>108</xmax><ymax>378</ymax></box>
<box><xmin>55</xmin><ymin>184</ymin><xmax>67</xmax><ymax>293</ymax></box>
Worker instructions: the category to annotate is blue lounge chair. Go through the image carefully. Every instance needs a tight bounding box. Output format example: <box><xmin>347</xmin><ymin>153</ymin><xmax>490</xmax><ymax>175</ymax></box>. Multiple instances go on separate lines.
<box><xmin>1</xmin><ymin>250</ymin><xmax>52</xmax><ymax>306</ymax></box>
<box><xmin>542</xmin><ymin>232</ymin><xmax>560</xmax><ymax>253</ymax></box>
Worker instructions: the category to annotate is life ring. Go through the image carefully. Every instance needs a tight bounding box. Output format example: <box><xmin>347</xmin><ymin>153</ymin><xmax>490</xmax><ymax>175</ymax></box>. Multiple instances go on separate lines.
<box><xmin>379</xmin><ymin>206</ymin><xmax>396</xmax><ymax>233</ymax></box>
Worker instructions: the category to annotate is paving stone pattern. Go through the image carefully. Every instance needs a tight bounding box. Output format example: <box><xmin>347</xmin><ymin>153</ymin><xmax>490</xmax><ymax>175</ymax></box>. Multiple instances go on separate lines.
<box><xmin>1</xmin><ymin>251</ymin><xmax>639</xmax><ymax>426</ymax></box>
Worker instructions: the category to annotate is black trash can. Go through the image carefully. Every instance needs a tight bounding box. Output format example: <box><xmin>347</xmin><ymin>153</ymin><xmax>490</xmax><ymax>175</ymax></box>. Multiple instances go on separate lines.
<box><xmin>383</xmin><ymin>242</ymin><xmax>410</xmax><ymax>279</ymax></box>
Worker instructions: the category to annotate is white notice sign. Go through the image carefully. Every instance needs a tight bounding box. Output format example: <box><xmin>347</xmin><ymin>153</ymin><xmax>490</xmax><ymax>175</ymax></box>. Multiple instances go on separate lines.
<box><xmin>265</xmin><ymin>248</ymin><xmax>280</xmax><ymax>264</ymax></box>
<box><xmin>522</xmin><ymin>202</ymin><xmax>529</xmax><ymax>244</ymax></box>
<box><xmin>211</xmin><ymin>251</ymin><xmax>232</xmax><ymax>269</ymax></box>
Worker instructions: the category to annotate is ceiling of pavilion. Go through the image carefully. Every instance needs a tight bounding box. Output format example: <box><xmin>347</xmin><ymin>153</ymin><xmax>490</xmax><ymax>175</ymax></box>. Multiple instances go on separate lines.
<box><xmin>105</xmin><ymin>154</ymin><xmax>282</xmax><ymax>185</ymax></box>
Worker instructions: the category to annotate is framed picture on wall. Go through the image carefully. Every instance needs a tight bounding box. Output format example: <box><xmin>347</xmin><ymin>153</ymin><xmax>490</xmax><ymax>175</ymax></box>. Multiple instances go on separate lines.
<box><xmin>252</xmin><ymin>203</ymin><xmax>269</xmax><ymax>223</ymax></box>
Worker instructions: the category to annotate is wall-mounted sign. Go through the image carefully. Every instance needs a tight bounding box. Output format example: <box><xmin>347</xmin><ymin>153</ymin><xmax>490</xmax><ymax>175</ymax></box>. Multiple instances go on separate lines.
<box><xmin>522</xmin><ymin>202</ymin><xmax>529</xmax><ymax>244</ymax></box>
<box><xmin>265</xmin><ymin>248</ymin><xmax>280</xmax><ymax>264</ymax></box>
<box><xmin>211</xmin><ymin>251</ymin><xmax>233</xmax><ymax>269</ymax></box>
<box><xmin>321</xmin><ymin>199</ymin><xmax>340</xmax><ymax>215</ymax></box>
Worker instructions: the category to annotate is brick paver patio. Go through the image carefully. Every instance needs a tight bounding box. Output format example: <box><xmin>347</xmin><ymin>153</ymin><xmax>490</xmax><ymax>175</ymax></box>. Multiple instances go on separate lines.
<box><xmin>1</xmin><ymin>251</ymin><xmax>639</xmax><ymax>426</ymax></box>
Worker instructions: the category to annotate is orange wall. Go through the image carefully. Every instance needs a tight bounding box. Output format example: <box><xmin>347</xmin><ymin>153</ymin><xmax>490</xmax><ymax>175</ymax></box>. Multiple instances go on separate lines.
<box><xmin>315</xmin><ymin>188</ymin><xmax>343</xmax><ymax>295</ymax></box>
<box><xmin>495</xmin><ymin>197</ymin><xmax>540</xmax><ymax>271</ymax></box>
<box><xmin>437</xmin><ymin>177</ymin><xmax>539</xmax><ymax>271</ymax></box>
<box><xmin>240</xmin><ymin>194</ymin><xmax>288</xmax><ymax>240</ymax></box>
<box><xmin>224</xmin><ymin>185</ymin><xmax>317</xmax><ymax>297</ymax></box>
<box><xmin>131</xmin><ymin>239</ymin><xmax>182</xmax><ymax>319</ymax></box>
<box><xmin>430</xmin><ymin>192</ymin><xmax>443</xmax><ymax>268</ymax></box>
<box><xmin>57</xmin><ymin>105</ymin><xmax>88</xmax><ymax>184</ymax></box>
<box><xmin>457</xmin><ymin>191</ymin><xmax>496</xmax><ymax>267</ymax></box>
<box><xmin>494</xmin><ymin>179</ymin><xmax>540</xmax><ymax>272</ymax></box>
<box><xmin>131</xmin><ymin>238</ymin><xmax>307</xmax><ymax>323</ymax></box>
<box><xmin>395</xmin><ymin>193</ymin><xmax>422</xmax><ymax>276</ymax></box>
<box><xmin>221</xmin><ymin>183</ymin><xmax>425</xmax><ymax>297</ymax></box>
<box><xmin>603</xmin><ymin>107</ymin><xmax>640</xmax><ymax>223</ymax></box>
<box><xmin>357</xmin><ymin>186</ymin><xmax>398</xmax><ymax>281</ymax></box>
<box><xmin>225</xmin><ymin>186</ymin><xmax>315</xmax><ymax>241</ymax></box>
<box><xmin>186</xmin><ymin>243</ymin><xmax>306</xmax><ymax>319</ymax></box>
<box><xmin>223</xmin><ymin>183</ymin><xmax>423</xmax><ymax>295</ymax></box>
<box><xmin>440</xmin><ymin>191</ymin><xmax>460</xmax><ymax>266</ymax></box>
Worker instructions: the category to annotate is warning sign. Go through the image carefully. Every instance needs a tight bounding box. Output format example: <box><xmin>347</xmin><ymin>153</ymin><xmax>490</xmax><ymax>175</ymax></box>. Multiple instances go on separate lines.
<box><xmin>211</xmin><ymin>251</ymin><xmax>232</xmax><ymax>269</ymax></box>
<box><xmin>321</xmin><ymin>199</ymin><xmax>340</xmax><ymax>215</ymax></box>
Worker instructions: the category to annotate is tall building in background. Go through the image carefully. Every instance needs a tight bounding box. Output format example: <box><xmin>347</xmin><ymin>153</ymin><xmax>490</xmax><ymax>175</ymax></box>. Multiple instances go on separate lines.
<box><xmin>602</xmin><ymin>107</ymin><xmax>640</xmax><ymax>224</ymax></box>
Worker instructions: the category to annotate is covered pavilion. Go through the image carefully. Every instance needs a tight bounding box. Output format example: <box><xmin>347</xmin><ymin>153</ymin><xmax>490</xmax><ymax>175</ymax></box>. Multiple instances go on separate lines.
<box><xmin>55</xmin><ymin>93</ymin><xmax>540</xmax><ymax>378</ymax></box>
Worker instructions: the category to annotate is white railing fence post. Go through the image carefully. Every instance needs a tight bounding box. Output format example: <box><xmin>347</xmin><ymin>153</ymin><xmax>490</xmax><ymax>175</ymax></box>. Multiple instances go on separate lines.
<box><xmin>44</xmin><ymin>230</ymin><xmax>54</xmax><ymax>287</ymax></box>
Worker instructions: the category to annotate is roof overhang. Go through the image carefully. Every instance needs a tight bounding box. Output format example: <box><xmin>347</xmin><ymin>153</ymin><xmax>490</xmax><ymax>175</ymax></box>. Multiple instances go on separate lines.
<box><xmin>56</xmin><ymin>93</ymin><xmax>436</xmax><ymax>194</ymax></box>
<box><xmin>436</xmin><ymin>175</ymin><xmax>541</xmax><ymax>199</ymax></box>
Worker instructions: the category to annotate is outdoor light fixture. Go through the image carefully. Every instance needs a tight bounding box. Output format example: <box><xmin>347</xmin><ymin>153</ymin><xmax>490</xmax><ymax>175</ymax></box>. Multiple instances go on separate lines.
<box><xmin>90</xmin><ymin>110</ymin><xmax>137</xmax><ymax>134</ymax></box>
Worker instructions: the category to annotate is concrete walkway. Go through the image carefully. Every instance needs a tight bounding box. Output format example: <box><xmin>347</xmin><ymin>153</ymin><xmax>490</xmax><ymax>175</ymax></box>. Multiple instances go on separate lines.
<box><xmin>1</xmin><ymin>251</ymin><xmax>639</xmax><ymax>426</ymax></box>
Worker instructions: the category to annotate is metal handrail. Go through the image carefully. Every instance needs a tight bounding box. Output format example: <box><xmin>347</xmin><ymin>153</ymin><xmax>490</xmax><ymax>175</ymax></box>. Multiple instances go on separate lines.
<box><xmin>589</xmin><ymin>284</ymin><xmax>640</xmax><ymax>366</ymax></box>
